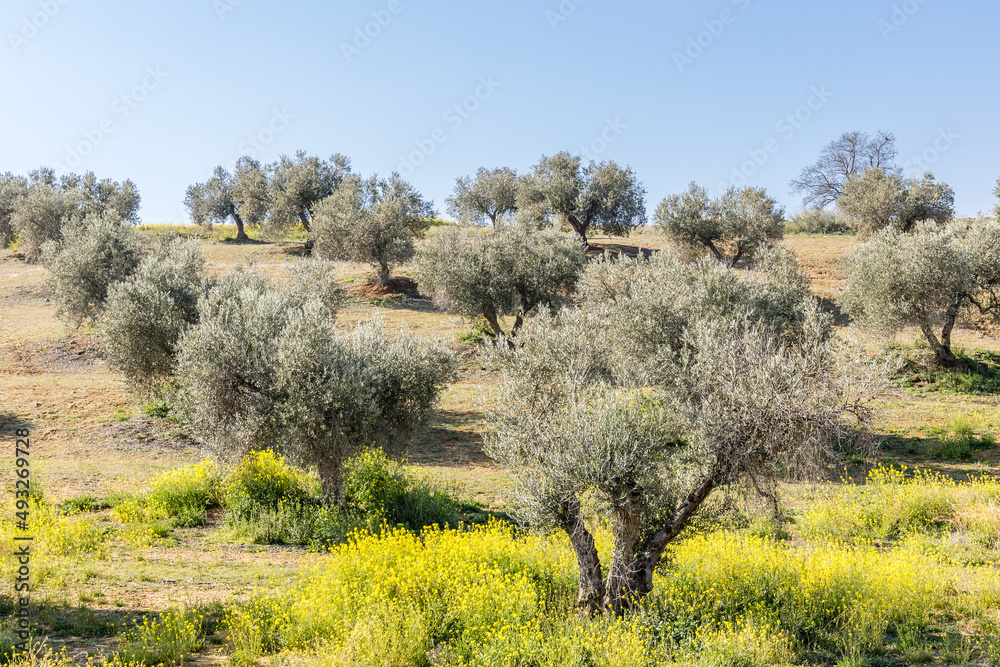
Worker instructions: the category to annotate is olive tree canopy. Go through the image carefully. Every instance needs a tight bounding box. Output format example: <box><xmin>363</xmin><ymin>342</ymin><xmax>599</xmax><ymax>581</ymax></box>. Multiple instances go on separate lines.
<box><xmin>414</xmin><ymin>226</ymin><xmax>585</xmax><ymax>339</ymax></box>
<box><xmin>841</xmin><ymin>220</ymin><xmax>1000</xmax><ymax>366</ymax></box>
<box><xmin>8</xmin><ymin>169</ymin><xmax>141</xmax><ymax>262</ymax></box>
<box><xmin>268</xmin><ymin>151</ymin><xmax>352</xmax><ymax>234</ymax></box>
<box><xmin>518</xmin><ymin>152</ymin><xmax>646</xmax><ymax>244</ymax></box>
<box><xmin>790</xmin><ymin>130</ymin><xmax>898</xmax><ymax>208</ymax></box>
<box><xmin>42</xmin><ymin>214</ymin><xmax>144</xmax><ymax>326</ymax></box>
<box><xmin>174</xmin><ymin>267</ymin><xmax>455</xmax><ymax>503</ymax></box>
<box><xmin>837</xmin><ymin>168</ymin><xmax>954</xmax><ymax>236</ymax></box>
<box><xmin>445</xmin><ymin>167</ymin><xmax>519</xmax><ymax>229</ymax></box>
<box><xmin>654</xmin><ymin>182</ymin><xmax>784</xmax><ymax>268</ymax></box>
<box><xmin>184</xmin><ymin>160</ymin><xmax>269</xmax><ymax>242</ymax></box>
<box><xmin>100</xmin><ymin>238</ymin><xmax>208</xmax><ymax>392</ymax></box>
<box><xmin>485</xmin><ymin>252</ymin><xmax>884</xmax><ymax>615</ymax></box>
<box><xmin>312</xmin><ymin>173</ymin><xmax>435</xmax><ymax>285</ymax></box>
<box><xmin>993</xmin><ymin>177</ymin><xmax>1000</xmax><ymax>219</ymax></box>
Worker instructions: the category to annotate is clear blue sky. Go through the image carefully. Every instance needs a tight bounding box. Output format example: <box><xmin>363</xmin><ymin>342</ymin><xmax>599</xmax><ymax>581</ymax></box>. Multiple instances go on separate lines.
<box><xmin>2</xmin><ymin>0</ymin><xmax>998</xmax><ymax>223</ymax></box>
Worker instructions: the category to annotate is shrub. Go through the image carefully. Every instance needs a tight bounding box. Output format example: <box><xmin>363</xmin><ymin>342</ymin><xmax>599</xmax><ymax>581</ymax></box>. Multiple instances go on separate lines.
<box><xmin>344</xmin><ymin>448</ymin><xmax>459</xmax><ymax>530</ymax></box>
<box><xmin>100</xmin><ymin>238</ymin><xmax>207</xmax><ymax>391</ymax></box>
<box><xmin>10</xmin><ymin>185</ymin><xmax>73</xmax><ymax>263</ymax></box>
<box><xmin>222</xmin><ymin>450</ymin><xmax>318</xmax><ymax>523</ymax></box>
<box><xmin>148</xmin><ymin>460</ymin><xmax>221</xmax><ymax>527</ymax></box>
<box><xmin>42</xmin><ymin>215</ymin><xmax>144</xmax><ymax>326</ymax></box>
<box><xmin>785</xmin><ymin>208</ymin><xmax>852</xmax><ymax>235</ymax></box>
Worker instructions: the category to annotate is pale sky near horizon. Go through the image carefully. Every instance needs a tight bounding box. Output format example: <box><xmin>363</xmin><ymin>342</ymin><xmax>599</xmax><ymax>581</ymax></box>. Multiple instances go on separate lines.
<box><xmin>2</xmin><ymin>0</ymin><xmax>998</xmax><ymax>223</ymax></box>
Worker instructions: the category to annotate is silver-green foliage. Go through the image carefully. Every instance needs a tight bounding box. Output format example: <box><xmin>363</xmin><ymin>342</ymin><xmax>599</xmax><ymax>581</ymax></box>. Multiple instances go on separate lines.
<box><xmin>0</xmin><ymin>172</ymin><xmax>28</xmax><ymax>246</ymax></box>
<box><xmin>994</xmin><ymin>177</ymin><xmax>999</xmax><ymax>219</ymax></box>
<box><xmin>311</xmin><ymin>173</ymin><xmax>435</xmax><ymax>284</ymax></box>
<box><xmin>100</xmin><ymin>238</ymin><xmax>208</xmax><ymax>391</ymax></box>
<box><xmin>841</xmin><ymin>220</ymin><xmax>1000</xmax><ymax>365</ymax></box>
<box><xmin>175</xmin><ymin>268</ymin><xmax>455</xmax><ymax>502</ymax></box>
<box><xmin>517</xmin><ymin>152</ymin><xmax>646</xmax><ymax>243</ymax></box>
<box><xmin>785</xmin><ymin>209</ymin><xmax>853</xmax><ymax>235</ymax></box>
<box><xmin>485</xmin><ymin>250</ymin><xmax>883</xmax><ymax>614</ymax></box>
<box><xmin>445</xmin><ymin>167</ymin><xmax>518</xmax><ymax>229</ymax></box>
<box><xmin>838</xmin><ymin>168</ymin><xmax>954</xmax><ymax>236</ymax></box>
<box><xmin>277</xmin><ymin>308</ymin><xmax>456</xmax><ymax>502</ymax></box>
<box><xmin>42</xmin><ymin>214</ymin><xmax>144</xmax><ymax>327</ymax></box>
<box><xmin>268</xmin><ymin>151</ymin><xmax>352</xmax><ymax>234</ymax></box>
<box><xmin>184</xmin><ymin>162</ymin><xmax>261</xmax><ymax>241</ymax></box>
<box><xmin>654</xmin><ymin>182</ymin><xmax>784</xmax><ymax>268</ymax></box>
<box><xmin>9</xmin><ymin>170</ymin><xmax>140</xmax><ymax>262</ymax></box>
<box><xmin>414</xmin><ymin>226</ymin><xmax>585</xmax><ymax>337</ymax></box>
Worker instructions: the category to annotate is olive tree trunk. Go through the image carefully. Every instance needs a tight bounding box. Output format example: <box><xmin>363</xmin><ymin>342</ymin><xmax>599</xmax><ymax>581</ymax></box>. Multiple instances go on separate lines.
<box><xmin>559</xmin><ymin>495</ymin><xmax>605</xmax><ymax>615</ymax></box>
<box><xmin>317</xmin><ymin>457</ymin><xmax>345</xmax><ymax>505</ymax></box>
<box><xmin>231</xmin><ymin>211</ymin><xmax>249</xmax><ymax>242</ymax></box>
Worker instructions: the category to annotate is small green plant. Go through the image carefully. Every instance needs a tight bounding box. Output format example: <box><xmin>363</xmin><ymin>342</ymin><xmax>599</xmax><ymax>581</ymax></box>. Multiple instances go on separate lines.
<box><xmin>941</xmin><ymin>632</ymin><xmax>974</xmax><ymax>665</ymax></box>
<box><xmin>979</xmin><ymin>618</ymin><xmax>1000</xmax><ymax>666</ymax></box>
<box><xmin>58</xmin><ymin>494</ymin><xmax>112</xmax><ymax>513</ymax></box>
<box><xmin>115</xmin><ymin>608</ymin><xmax>205</xmax><ymax>666</ymax></box>
<box><xmin>142</xmin><ymin>400</ymin><xmax>172</xmax><ymax>419</ymax></box>
<box><xmin>457</xmin><ymin>318</ymin><xmax>498</xmax><ymax>345</ymax></box>
<box><xmin>897</xmin><ymin>623</ymin><xmax>933</xmax><ymax>664</ymax></box>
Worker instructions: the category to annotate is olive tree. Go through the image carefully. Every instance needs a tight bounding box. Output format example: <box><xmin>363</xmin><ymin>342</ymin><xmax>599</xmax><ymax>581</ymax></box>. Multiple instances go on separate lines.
<box><xmin>312</xmin><ymin>173</ymin><xmax>435</xmax><ymax>286</ymax></box>
<box><xmin>175</xmin><ymin>269</ymin><xmax>455</xmax><ymax>503</ymax></box>
<box><xmin>841</xmin><ymin>220</ymin><xmax>1000</xmax><ymax>366</ymax></box>
<box><xmin>414</xmin><ymin>226</ymin><xmax>585</xmax><ymax>339</ymax></box>
<box><xmin>100</xmin><ymin>238</ymin><xmax>208</xmax><ymax>391</ymax></box>
<box><xmin>655</xmin><ymin>183</ymin><xmax>784</xmax><ymax>268</ymax></box>
<box><xmin>63</xmin><ymin>171</ymin><xmax>141</xmax><ymax>224</ymax></box>
<box><xmin>184</xmin><ymin>159</ymin><xmax>268</xmax><ymax>242</ymax></box>
<box><xmin>791</xmin><ymin>130</ymin><xmax>898</xmax><ymax>208</ymax></box>
<box><xmin>838</xmin><ymin>168</ymin><xmax>954</xmax><ymax>236</ymax></box>
<box><xmin>42</xmin><ymin>215</ymin><xmax>144</xmax><ymax>326</ymax></box>
<box><xmin>277</xmin><ymin>308</ymin><xmax>456</xmax><ymax>503</ymax></box>
<box><xmin>268</xmin><ymin>151</ymin><xmax>352</xmax><ymax>234</ymax></box>
<box><xmin>445</xmin><ymin>167</ymin><xmax>518</xmax><ymax>229</ymax></box>
<box><xmin>518</xmin><ymin>153</ymin><xmax>646</xmax><ymax>244</ymax></box>
<box><xmin>993</xmin><ymin>177</ymin><xmax>999</xmax><ymax>219</ymax></box>
<box><xmin>0</xmin><ymin>173</ymin><xmax>28</xmax><ymax>247</ymax></box>
<box><xmin>485</xmin><ymin>253</ymin><xmax>884</xmax><ymax>615</ymax></box>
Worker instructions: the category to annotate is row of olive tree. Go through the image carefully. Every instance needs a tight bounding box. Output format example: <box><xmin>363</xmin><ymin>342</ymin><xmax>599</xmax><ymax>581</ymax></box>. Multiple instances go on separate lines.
<box><xmin>183</xmin><ymin>152</ymin><xmax>352</xmax><ymax>242</ymax></box>
<box><xmin>0</xmin><ymin>168</ymin><xmax>140</xmax><ymax>262</ymax></box>
<box><xmin>447</xmin><ymin>154</ymin><xmax>648</xmax><ymax>244</ymax></box>
<box><xmin>41</xmin><ymin>211</ymin><xmax>455</xmax><ymax>503</ymax></box>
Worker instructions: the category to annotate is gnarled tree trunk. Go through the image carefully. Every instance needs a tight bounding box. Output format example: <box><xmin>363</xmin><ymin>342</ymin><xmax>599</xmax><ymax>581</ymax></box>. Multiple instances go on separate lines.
<box><xmin>559</xmin><ymin>495</ymin><xmax>605</xmax><ymax>616</ymax></box>
<box><xmin>317</xmin><ymin>457</ymin><xmax>344</xmax><ymax>505</ymax></box>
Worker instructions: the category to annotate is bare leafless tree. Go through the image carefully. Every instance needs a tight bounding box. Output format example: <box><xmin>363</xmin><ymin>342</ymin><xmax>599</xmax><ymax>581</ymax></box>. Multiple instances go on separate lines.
<box><xmin>791</xmin><ymin>131</ymin><xmax>898</xmax><ymax>208</ymax></box>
